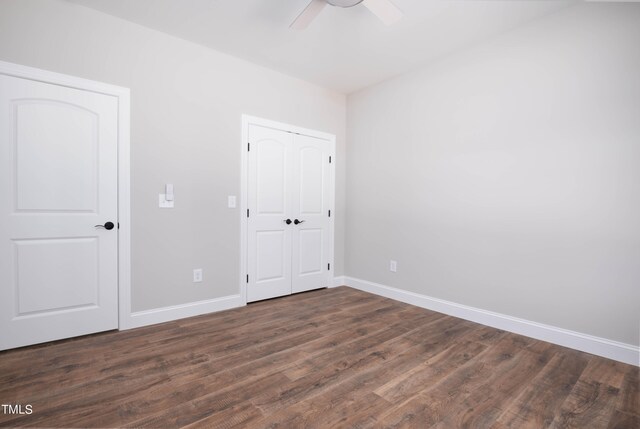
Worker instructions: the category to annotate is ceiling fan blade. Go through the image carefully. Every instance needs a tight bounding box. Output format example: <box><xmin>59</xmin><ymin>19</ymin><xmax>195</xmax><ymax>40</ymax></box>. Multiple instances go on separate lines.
<box><xmin>362</xmin><ymin>0</ymin><xmax>403</xmax><ymax>26</ymax></box>
<box><xmin>290</xmin><ymin>0</ymin><xmax>327</xmax><ymax>30</ymax></box>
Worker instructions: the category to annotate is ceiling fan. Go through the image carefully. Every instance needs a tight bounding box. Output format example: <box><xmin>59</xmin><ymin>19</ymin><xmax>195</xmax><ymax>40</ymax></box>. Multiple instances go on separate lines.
<box><xmin>290</xmin><ymin>0</ymin><xmax>403</xmax><ymax>30</ymax></box>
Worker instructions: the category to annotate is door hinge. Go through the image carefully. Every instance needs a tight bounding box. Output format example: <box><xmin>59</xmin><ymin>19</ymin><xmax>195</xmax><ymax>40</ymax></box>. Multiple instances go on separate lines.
<box><xmin>247</xmin><ymin>209</ymin><xmax>250</xmax><ymax>218</ymax></box>
<box><xmin>248</xmin><ymin>142</ymin><xmax>250</xmax><ymax>151</ymax></box>
<box><xmin>328</xmin><ymin>210</ymin><xmax>331</xmax><ymax>217</ymax></box>
<box><xmin>246</xmin><ymin>274</ymin><xmax>249</xmax><ymax>283</ymax></box>
<box><xmin>328</xmin><ymin>263</ymin><xmax>331</xmax><ymax>271</ymax></box>
<box><xmin>118</xmin><ymin>222</ymin><xmax>120</xmax><ymax>229</ymax></box>
<box><xmin>329</xmin><ymin>155</ymin><xmax>332</xmax><ymax>164</ymax></box>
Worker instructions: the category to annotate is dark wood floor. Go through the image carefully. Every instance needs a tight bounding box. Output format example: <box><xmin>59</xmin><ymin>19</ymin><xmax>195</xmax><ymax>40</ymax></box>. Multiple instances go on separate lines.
<box><xmin>0</xmin><ymin>287</ymin><xmax>637</xmax><ymax>428</ymax></box>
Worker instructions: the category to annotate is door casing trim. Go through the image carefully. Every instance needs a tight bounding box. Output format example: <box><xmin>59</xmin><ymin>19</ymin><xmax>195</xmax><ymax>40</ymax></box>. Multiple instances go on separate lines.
<box><xmin>240</xmin><ymin>115</ymin><xmax>336</xmax><ymax>304</ymax></box>
<box><xmin>0</xmin><ymin>60</ymin><xmax>132</xmax><ymax>330</ymax></box>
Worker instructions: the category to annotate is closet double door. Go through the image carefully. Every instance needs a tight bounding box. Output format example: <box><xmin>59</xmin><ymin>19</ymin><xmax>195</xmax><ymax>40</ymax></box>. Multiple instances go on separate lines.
<box><xmin>247</xmin><ymin>124</ymin><xmax>333</xmax><ymax>302</ymax></box>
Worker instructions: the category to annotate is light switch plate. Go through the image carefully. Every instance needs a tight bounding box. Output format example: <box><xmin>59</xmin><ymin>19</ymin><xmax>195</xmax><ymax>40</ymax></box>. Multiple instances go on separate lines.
<box><xmin>390</xmin><ymin>260</ymin><xmax>397</xmax><ymax>273</ymax></box>
<box><xmin>159</xmin><ymin>194</ymin><xmax>174</xmax><ymax>208</ymax></box>
<box><xmin>228</xmin><ymin>195</ymin><xmax>237</xmax><ymax>208</ymax></box>
<box><xmin>193</xmin><ymin>269</ymin><xmax>203</xmax><ymax>283</ymax></box>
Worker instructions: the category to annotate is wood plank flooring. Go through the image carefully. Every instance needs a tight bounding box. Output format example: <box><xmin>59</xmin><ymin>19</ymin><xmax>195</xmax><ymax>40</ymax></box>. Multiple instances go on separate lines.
<box><xmin>0</xmin><ymin>286</ymin><xmax>637</xmax><ymax>428</ymax></box>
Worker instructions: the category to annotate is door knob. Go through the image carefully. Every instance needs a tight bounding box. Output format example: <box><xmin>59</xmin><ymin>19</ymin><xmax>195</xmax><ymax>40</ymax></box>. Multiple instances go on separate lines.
<box><xmin>95</xmin><ymin>221</ymin><xmax>115</xmax><ymax>230</ymax></box>
<box><xmin>294</xmin><ymin>219</ymin><xmax>305</xmax><ymax>225</ymax></box>
<box><xmin>284</xmin><ymin>219</ymin><xmax>292</xmax><ymax>225</ymax></box>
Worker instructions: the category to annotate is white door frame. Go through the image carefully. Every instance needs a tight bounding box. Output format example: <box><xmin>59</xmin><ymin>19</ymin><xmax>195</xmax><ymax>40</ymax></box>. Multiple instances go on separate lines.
<box><xmin>240</xmin><ymin>115</ymin><xmax>335</xmax><ymax>303</ymax></box>
<box><xmin>0</xmin><ymin>61</ymin><xmax>132</xmax><ymax>330</ymax></box>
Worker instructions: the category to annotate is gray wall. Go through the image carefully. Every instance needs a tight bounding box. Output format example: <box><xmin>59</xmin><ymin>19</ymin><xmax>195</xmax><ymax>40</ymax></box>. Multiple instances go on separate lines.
<box><xmin>0</xmin><ymin>0</ymin><xmax>347</xmax><ymax>312</ymax></box>
<box><xmin>346</xmin><ymin>3</ymin><xmax>640</xmax><ymax>346</ymax></box>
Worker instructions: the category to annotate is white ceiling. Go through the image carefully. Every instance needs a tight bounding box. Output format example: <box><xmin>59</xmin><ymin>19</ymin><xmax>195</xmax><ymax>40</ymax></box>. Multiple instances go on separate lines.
<box><xmin>66</xmin><ymin>0</ymin><xmax>576</xmax><ymax>94</ymax></box>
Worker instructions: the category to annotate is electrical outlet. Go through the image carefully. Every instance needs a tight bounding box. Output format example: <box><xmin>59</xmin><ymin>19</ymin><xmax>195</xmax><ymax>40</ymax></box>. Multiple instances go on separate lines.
<box><xmin>193</xmin><ymin>268</ymin><xmax>203</xmax><ymax>283</ymax></box>
<box><xmin>390</xmin><ymin>260</ymin><xmax>397</xmax><ymax>273</ymax></box>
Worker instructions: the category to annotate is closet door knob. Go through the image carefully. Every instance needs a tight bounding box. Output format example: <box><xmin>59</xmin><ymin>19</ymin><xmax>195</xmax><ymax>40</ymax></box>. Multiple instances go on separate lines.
<box><xmin>95</xmin><ymin>221</ymin><xmax>115</xmax><ymax>231</ymax></box>
<box><xmin>293</xmin><ymin>219</ymin><xmax>305</xmax><ymax>225</ymax></box>
<box><xmin>284</xmin><ymin>219</ymin><xmax>292</xmax><ymax>225</ymax></box>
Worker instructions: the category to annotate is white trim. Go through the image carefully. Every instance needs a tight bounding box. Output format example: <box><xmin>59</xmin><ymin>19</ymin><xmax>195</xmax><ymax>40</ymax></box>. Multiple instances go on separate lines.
<box><xmin>240</xmin><ymin>115</ymin><xmax>336</xmax><ymax>304</ymax></box>
<box><xmin>240</xmin><ymin>116</ymin><xmax>249</xmax><ymax>304</ymax></box>
<box><xmin>242</xmin><ymin>115</ymin><xmax>336</xmax><ymax>142</ymax></box>
<box><xmin>343</xmin><ymin>276</ymin><xmax>639</xmax><ymax>366</ymax></box>
<box><xmin>327</xmin><ymin>132</ymin><xmax>336</xmax><ymax>287</ymax></box>
<box><xmin>0</xmin><ymin>61</ymin><xmax>130</xmax><ymax>98</ymax></box>
<box><xmin>0</xmin><ymin>61</ymin><xmax>133</xmax><ymax>331</ymax></box>
<box><xmin>331</xmin><ymin>276</ymin><xmax>347</xmax><ymax>288</ymax></box>
<box><xmin>116</xmin><ymin>84</ymin><xmax>132</xmax><ymax>330</ymax></box>
<box><xmin>127</xmin><ymin>295</ymin><xmax>245</xmax><ymax>329</ymax></box>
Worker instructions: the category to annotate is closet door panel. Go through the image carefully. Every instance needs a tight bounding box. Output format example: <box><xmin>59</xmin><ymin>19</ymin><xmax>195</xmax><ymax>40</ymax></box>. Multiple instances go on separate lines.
<box><xmin>291</xmin><ymin>134</ymin><xmax>331</xmax><ymax>294</ymax></box>
<box><xmin>247</xmin><ymin>125</ymin><xmax>293</xmax><ymax>302</ymax></box>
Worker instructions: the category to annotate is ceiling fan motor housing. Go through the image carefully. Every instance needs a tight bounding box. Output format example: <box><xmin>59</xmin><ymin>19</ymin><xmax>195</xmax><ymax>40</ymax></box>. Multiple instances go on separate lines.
<box><xmin>327</xmin><ymin>0</ymin><xmax>365</xmax><ymax>8</ymax></box>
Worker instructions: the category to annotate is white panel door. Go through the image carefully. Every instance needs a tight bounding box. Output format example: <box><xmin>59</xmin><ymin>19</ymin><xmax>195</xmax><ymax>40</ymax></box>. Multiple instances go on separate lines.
<box><xmin>247</xmin><ymin>125</ymin><xmax>293</xmax><ymax>302</ymax></box>
<box><xmin>246</xmin><ymin>123</ymin><xmax>333</xmax><ymax>302</ymax></box>
<box><xmin>0</xmin><ymin>74</ymin><xmax>119</xmax><ymax>350</ymax></box>
<box><xmin>291</xmin><ymin>134</ymin><xmax>331</xmax><ymax>293</ymax></box>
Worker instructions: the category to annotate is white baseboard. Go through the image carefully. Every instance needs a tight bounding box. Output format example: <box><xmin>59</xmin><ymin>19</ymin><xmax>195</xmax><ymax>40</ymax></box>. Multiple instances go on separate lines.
<box><xmin>331</xmin><ymin>276</ymin><xmax>347</xmax><ymax>288</ymax></box>
<box><xmin>122</xmin><ymin>277</ymin><xmax>348</xmax><ymax>330</ymax></box>
<box><xmin>343</xmin><ymin>276</ymin><xmax>639</xmax><ymax>366</ymax></box>
<box><xmin>124</xmin><ymin>294</ymin><xmax>245</xmax><ymax>330</ymax></box>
